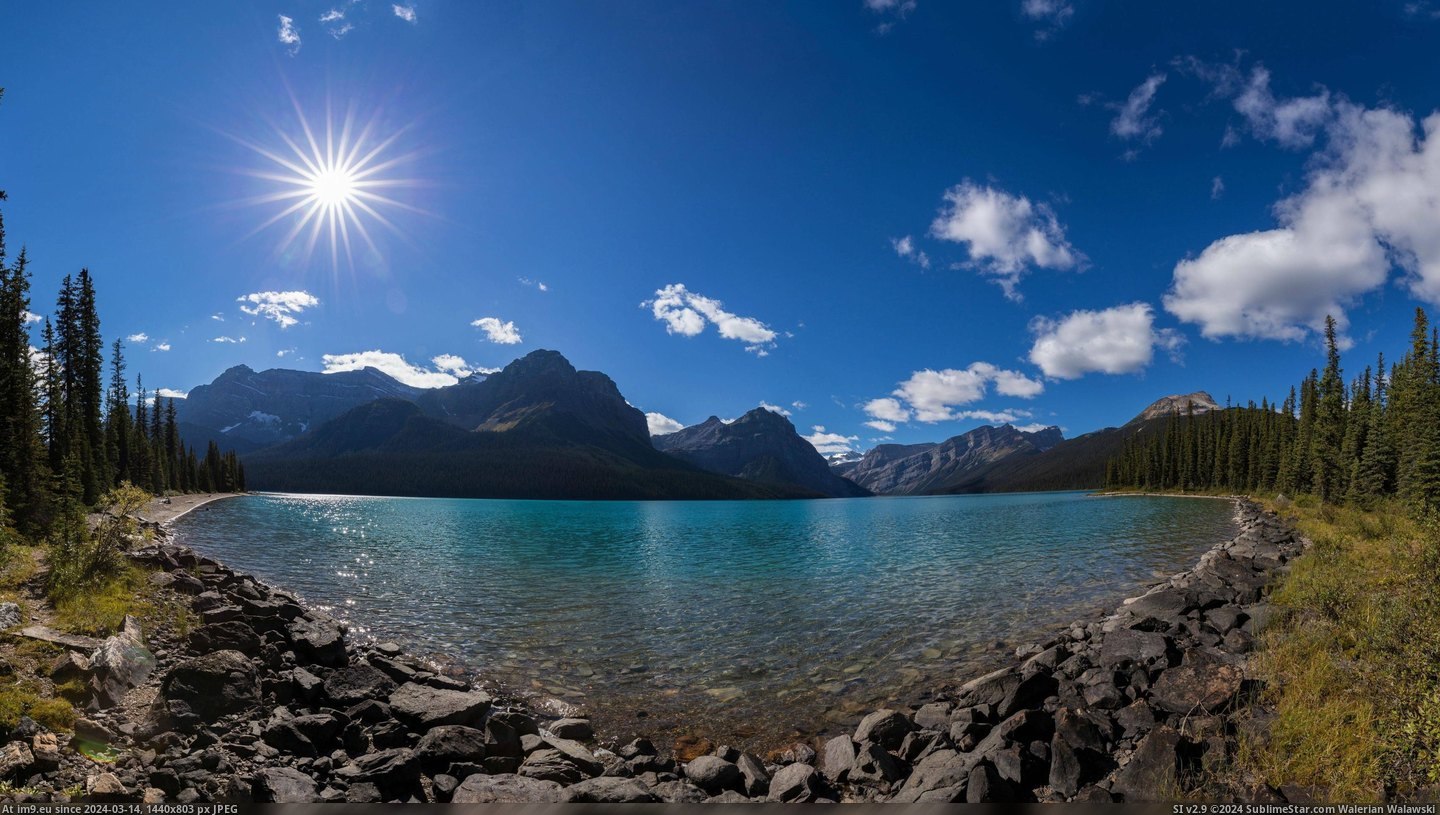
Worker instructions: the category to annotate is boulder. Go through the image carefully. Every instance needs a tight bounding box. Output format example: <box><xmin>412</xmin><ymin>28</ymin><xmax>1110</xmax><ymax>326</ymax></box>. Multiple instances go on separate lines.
<box><xmin>820</xmin><ymin>735</ymin><xmax>856</xmax><ymax>782</ymax></box>
<box><xmin>416</xmin><ymin>725</ymin><xmax>487</xmax><ymax>771</ymax></box>
<box><xmin>736</xmin><ymin>752</ymin><xmax>770</xmax><ymax>797</ymax></box>
<box><xmin>913</xmin><ymin>702</ymin><xmax>953</xmax><ymax>730</ymax></box>
<box><xmin>1049</xmin><ymin>736</ymin><xmax>1082</xmax><ymax>797</ymax></box>
<box><xmin>288</xmin><ymin>617</ymin><xmax>347</xmax><ymax>667</ymax></box>
<box><xmin>519</xmin><ymin>748</ymin><xmax>594</xmax><ymax>785</ymax></box>
<box><xmin>0</xmin><ymin>602</ymin><xmax>22</xmax><ymax>629</ymax></box>
<box><xmin>854</xmin><ymin>708</ymin><xmax>917</xmax><ymax>751</ymax></box>
<box><xmin>252</xmin><ymin>767</ymin><xmax>320</xmax><ymax>803</ymax></box>
<box><xmin>387</xmin><ymin>683</ymin><xmax>492</xmax><ymax>729</ymax></box>
<box><xmin>50</xmin><ymin>651</ymin><xmax>92</xmax><ymax>685</ymax></box>
<box><xmin>1150</xmin><ymin>654</ymin><xmax>1245</xmax><ymax>714</ymax></box>
<box><xmin>1111</xmin><ymin>725</ymin><xmax>1182</xmax><ymax>802</ymax></box>
<box><xmin>684</xmin><ymin>755</ymin><xmax>743</xmax><ymax>795</ymax></box>
<box><xmin>88</xmin><ymin>616</ymin><xmax>156</xmax><ymax>707</ymax></box>
<box><xmin>652</xmin><ymin>780</ymin><xmax>709</xmax><ymax>803</ymax></box>
<box><xmin>765</xmin><ymin>762</ymin><xmax>828</xmax><ymax>803</ymax></box>
<box><xmin>161</xmin><ymin>649</ymin><xmax>258</xmax><ymax>723</ymax></box>
<box><xmin>451</xmin><ymin>773</ymin><xmax>563</xmax><ymax>803</ymax></box>
<box><xmin>560</xmin><ymin>776</ymin><xmax>660</xmax><ymax>803</ymax></box>
<box><xmin>85</xmin><ymin>772</ymin><xmax>128</xmax><ymax>802</ymax></box>
<box><xmin>1099</xmin><ymin>629</ymin><xmax>1170</xmax><ymax>668</ymax></box>
<box><xmin>890</xmin><ymin>749</ymin><xmax>970</xmax><ymax>803</ymax></box>
<box><xmin>324</xmin><ymin>664</ymin><xmax>397</xmax><ymax>706</ymax></box>
<box><xmin>548</xmin><ymin>718</ymin><xmax>593</xmax><ymax>741</ymax></box>
<box><xmin>0</xmin><ymin>742</ymin><xmax>33</xmax><ymax>779</ymax></box>
<box><xmin>334</xmin><ymin>748</ymin><xmax>421</xmax><ymax>796</ymax></box>
<box><xmin>849</xmin><ymin>741</ymin><xmax>907</xmax><ymax>784</ymax></box>
<box><xmin>188</xmin><ymin>621</ymin><xmax>262</xmax><ymax>655</ymax></box>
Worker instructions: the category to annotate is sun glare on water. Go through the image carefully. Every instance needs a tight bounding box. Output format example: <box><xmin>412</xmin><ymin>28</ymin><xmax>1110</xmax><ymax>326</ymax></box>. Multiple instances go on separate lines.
<box><xmin>227</xmin><ymin>91</ymin><xmax>425</xmax><ymax>273</ymax></box>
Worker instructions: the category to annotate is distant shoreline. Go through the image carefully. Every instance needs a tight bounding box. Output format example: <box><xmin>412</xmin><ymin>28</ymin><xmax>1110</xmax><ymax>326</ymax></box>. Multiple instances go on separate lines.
<box><xmin>1090</xmin><ymin>490</ymin><xmax>1238</xmax><ymax>500</ymax></box>
<box><xmin>135</xmin><ymin>492</ymin><xmax>245</xmax><ymax>526</ymax></box>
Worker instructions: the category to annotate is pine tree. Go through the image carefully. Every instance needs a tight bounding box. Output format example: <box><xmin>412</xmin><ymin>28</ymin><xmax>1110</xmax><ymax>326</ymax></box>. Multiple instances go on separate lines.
<box><xmin>1313</xmin><ymin>316</ymin><xmax>1347</xmax><ymax>502</ymax></box>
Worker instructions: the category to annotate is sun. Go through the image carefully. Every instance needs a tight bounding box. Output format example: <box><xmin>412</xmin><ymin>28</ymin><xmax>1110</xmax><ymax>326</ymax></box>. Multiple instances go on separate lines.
<box><xmin>226</xmin><ymin>91</ymin><xmax>426</xmax><ymax>273</ymax></box>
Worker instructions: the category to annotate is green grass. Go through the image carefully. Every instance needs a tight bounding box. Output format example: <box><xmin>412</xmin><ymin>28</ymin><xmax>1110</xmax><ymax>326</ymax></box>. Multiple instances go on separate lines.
<box><xmin>0</xmin><ymin>680</ymin><xmax>75</xmax><ymax>732</ymax></box>
<box><xmin>51</xmin><ymin>562</ymin><xmax>198</xmax><ymax>637</ymax></box>
<box><xmin>1238</xmin><ymin>498</ymin><xmax>1440</xmax><ymax>800</ymax></box>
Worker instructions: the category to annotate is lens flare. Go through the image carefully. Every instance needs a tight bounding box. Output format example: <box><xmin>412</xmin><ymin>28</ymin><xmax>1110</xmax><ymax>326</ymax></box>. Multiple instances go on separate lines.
<box><xmin>226</xmin><ymin>90</ymin><xmax>426</xmax><ymax>273</ymax></box>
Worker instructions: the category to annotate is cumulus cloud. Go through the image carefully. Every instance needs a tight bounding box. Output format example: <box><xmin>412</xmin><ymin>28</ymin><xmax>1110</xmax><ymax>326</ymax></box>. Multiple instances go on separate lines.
<box><xmin>393</xmin><ymin>4</ymin><xmax>417</xmax><ymax>22</ymax></box>
<box><xmin>211</xmin><ymin>336</ymin><xmax>246</xmax><ymax>344</ymax></box>
<box><xmin>869</xmin><ymin>363</ymin><xmax>1044</xmax><ymax>424</ymax></box>
<box><xmin>647</xmin><ymin>412</ymin><xmax>686</xmax><ymax>436</ymax></box>
<box><xmin>864</xmin><ymin>420</ymin><xmax>897</xmax><ymax>433</ymax></box>
<box><xmin>238</xmin><ymin>290</ymin><xmax>319</xmax><ymax>328</ymax></box>
<box><xmin>321</xmin><ymin>350</ymin><xmax>468</xmax><ymax>389</ymax></box>
<box><xmin>1166</xmin><ymin>96</ymin><xmax>1440</xmax><ymax>343</ymax></box>
<box><xmin>211</xmin><ymin>313</ymin><xmax>225</xmax><ymax>321</ymax></box>
<box><xmin>471</xmin><ymin>317</ymin><xmax>522</xmax><ymax>345</ymax></box>
<box><xmin>1029</xmin><ymin>303</ymin><xmax>1183</xmax><ymax>379</ymax></box>
<box><xmin>430</xmin><ymin>354</ymin><xmax>496</xmax><ymax>378</ymax></box>
<box><xmin>891</xmin><ymin>235</ymin><xmax>931</xmax><ymax>269</ymax></box>
<box><xmin>126</xmin><ymin>332</ymin><xmax>149</xmax><ymax>343</ymax></box>
<box><xmin>644</xmin><ymin>284</ymin><xmax>779</xmax><ymax>356</ymax></box>
<box><xmin>153</xmin><ymin>342</ymin><xmax>171</xmax><ymax>352</ymax></box>
<box><xmin>759</xmin><ymin>402</ymin><xmax>792</xmax><ymax>417</ymax></box>
<box><xmin>22</xmin><ymin>311</ymin><xmax>40</xmax><ymax>324</ymax></box>
<box><xmin>1015</xmin><ymin>422</ymin><xmax>1056</xmax><ymax>434</ymax></box>
<box><xmin>277</xmin><ymin>15</ymin><xmax>301</xmax><ymax>54</ymax></box>
<box><xmin>803</xmin><ymin>426</ymin><xmax>859</xmax><ymax>455</ymax></box>
<box><xmin>1110</xmin><ymin>73</ymin><xmax>1166</xmax><ymax>142</ymax></box>
<box><xmin>929</xmin><ymin>181</ymin><xmax>1082</xmax><ymax>299</ymax></box>
<box><xmin>1234</xmin><ymin>67</ymin><xmax>1332</xmax><ymax>149</ymax></box>
<box><xmin>156</xmin><ymin>388</ymin><xmax>188</xmax><ymax>400</ymax></box>
<box><xmin>276</xmin><ymin>348</ymin><xmax>296</xmax><ymax>358</ymax></box>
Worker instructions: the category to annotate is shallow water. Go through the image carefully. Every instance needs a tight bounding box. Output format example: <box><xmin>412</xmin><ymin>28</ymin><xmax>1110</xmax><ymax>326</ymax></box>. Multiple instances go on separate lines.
<box><xmin>172</xmin><ymin>490</ymin><xmax>1236</xmax><ymax>749</ymax></box>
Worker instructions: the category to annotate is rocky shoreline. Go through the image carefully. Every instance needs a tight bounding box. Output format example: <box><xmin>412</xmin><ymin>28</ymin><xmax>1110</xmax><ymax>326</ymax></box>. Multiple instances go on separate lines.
<box><xmin>0</xmin><ymin>499</ymin><xmax>1303</xmax><ymax>803</ymax></box>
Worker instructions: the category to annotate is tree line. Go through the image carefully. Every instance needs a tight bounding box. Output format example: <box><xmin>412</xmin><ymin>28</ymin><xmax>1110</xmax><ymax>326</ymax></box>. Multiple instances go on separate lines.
<box><xmin>0</xmin><ymin>136</ymin><xmax>244</xmax><ymax>541</ymax></box>
<box><xmin>1106</xmin><ymin>309</ymin><xmax>1440</xmax><ymax>511</ymax></box>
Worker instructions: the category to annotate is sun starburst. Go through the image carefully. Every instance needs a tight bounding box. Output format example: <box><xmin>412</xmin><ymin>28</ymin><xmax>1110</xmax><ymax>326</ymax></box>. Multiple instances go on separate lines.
<box><xmin>227</xmin><ymin>91</ymin><xmax>426</xmax><ymax>273</ymax></box>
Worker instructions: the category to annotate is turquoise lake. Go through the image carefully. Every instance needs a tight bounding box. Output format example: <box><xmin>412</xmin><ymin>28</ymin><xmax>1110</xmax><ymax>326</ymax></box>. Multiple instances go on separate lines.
<box><xmin>171</xmin><ymin>490</ymin><xmax>1237</xmax><ymax>749</ymax></box>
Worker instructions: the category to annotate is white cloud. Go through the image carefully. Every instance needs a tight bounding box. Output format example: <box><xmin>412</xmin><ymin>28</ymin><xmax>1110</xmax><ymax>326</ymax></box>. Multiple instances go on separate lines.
<box><xmin>1110</xmin><ymin>73</ymin><xmax>1166</xmax><ymax>142</ymax></box>
<box><xmin>153</xmin><ymin>342</ymin><xmax>171</xmax><ymax>352</ymax></box>
<box><xmin>519</xmin><ymin>277</ymin><xmax>549</xmax><ymax>292</ymax></box>
<box><xmin>471</xmin><ymin>317</ymin><xmax>523</xmax><ymax>345</ymax></box>
<box><xmin>863</xmin><ymin>397</ymin><xmax>911</xmax><ymax>423</ymax></box>
<box><xmin>431</xmin><ymin>354</ymin><xmax>496</xmax><ymax>378</ymax></box>
<box><xmin>929</xmin><ymin>181</ymin><xmax>1082</xmax><ymax>299</ymax></box>
<box><xmin>1020</xmin><ymin>0</ymin><xmax>1074</xmax><ymax>38</ymax></box>
<box><xmin>1015</xmin><ymin>423</ymin><xmax>1055</xmax><ymax>434</ymax></box>
<box><xmin>319</xmin><ymin>9</ymin><xmax>345</xmax><ymax>22</ymax></box>
<box><xmin>791</xmin><ymin>400</ymin><xmax>808</xmax><ymax>410</ymax></box>
<box><xmin>864</xmin><ymin>0</ymin><xmax>916</xmax><ymax>33</ymax></box>
<box><xmin>891</xmin><ymin>235</ymin><xmax>931</xmax><ymax>269</ymax></box>
<box><xmin>211</xmin><ymin>313</ymin><xmax>225</xmax><ymax>321</ymax></box>
<box><xmin>277</xmin><ymin>348</ymin><xmax>296</xmax><ymax>358</ymax></box>
<box><xmin>156</xmin><ymin>388</ymin><xmax>188</xmax><ymax>400</ymax></box>
<box><xmin>864</xmin><ymin>420</ymin><xmax>897</xmax><ymax>432</ymax></box>
<box><xmin>1234</xmin><ymin>67</ymin><xmax>1332</xmax><ymax>149</ymax></box>
<box><xmin>1211</xmin><ymin>176</ymin><xmax>1225</xmax><ymax>200</ymax></box>
<box><xmin>886</xmin><ymin>363</ymin><xmax>1044</xmax><ymax>423</ymax></box>
<box><xmin>211</xmin><ymin>336</ymin><xmax>247</xmax><ymax>344</ymax></box>
<box><xmin>393</xmin><ymin>4</ymin><xmax>417</xmax><ymax>22</ymax></box>
<box><xmin>1166</xmin><ymin>96</ymin><xmax>1440</xmax><ymax>343</ymax></box>
<box><xmin>238</xmin><ymin>290</ymin><xmax>319</xmax><ymax>328</ymax></box>
<box><xmin>126</xmin><ymin>332</ymin><xmax>149</xmax><ymax>343</ymax></box>
<box><xmin>1029</xmin><ymin>302</ymin><xmax>1183</xmax><ymax>379</ymax></box>
<box><xmin>644</xmin><ymin>284</ymin><xmax>779</xmax><ymax>355</ymax></box>
<box><xmin>803</xmin><ymin>426</ymin><xmax>859</xmax><ymax>456</ymax></box>
<box><xmin>277</xmin><ymin>14</ymin><xmax>301</xmax><ymax>54</ymax></box>
<box><xmin>321</xmin><ymin>350</ymin><xmax>464</xmax><ymax>389</ymax></box>
<box><xmin>759</xmin><ymin>401</ymin><xmax>792</xmax><ymax>417</ymax></box>
<box><xmin>319</xmin><ymin>8</ymin><xmax>353</xmax><ymax>38</ymax></box>
<box><xmin>647</xmin><ymin>412</ymin><xmax>686</xmax><ymax>436</ymax></box>
<box><xmin>22</xmin><ymin>311</ymin><xmax>40</xmax><ymax>324</ymax></box>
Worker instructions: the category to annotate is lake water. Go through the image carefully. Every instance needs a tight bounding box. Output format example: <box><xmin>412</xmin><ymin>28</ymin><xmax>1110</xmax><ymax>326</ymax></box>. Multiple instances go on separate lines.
<box><xmin>171</xmin><ymin>491</ymin><xmax>1236</xmax><ymax>750</ymax></box>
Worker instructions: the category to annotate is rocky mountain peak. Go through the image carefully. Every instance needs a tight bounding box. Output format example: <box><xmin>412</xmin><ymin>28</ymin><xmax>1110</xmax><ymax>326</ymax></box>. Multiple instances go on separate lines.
<box><xmin>1131</xmin><ymin>392</ymin><xmax>1220</xmax><ymax>424</ymax></box>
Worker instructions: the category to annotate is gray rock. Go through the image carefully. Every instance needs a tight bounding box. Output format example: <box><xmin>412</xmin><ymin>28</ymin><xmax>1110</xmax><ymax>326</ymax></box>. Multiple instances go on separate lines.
<box><xmin>89</xmin><ymin>617</ymin><xmax>156</xmax><ymax>707</ymax></box>
<box><xmin>288</xmin><ymin>617</ymin><xmax>347</xmax><ymax>667</ymax></box>
<box><xmin>0</xmin><ymin>602</ymin><xmax>22</xmax><ymax>630</ymax></box>
<box><xmin>162</xmin><ymin>649</ymin><xmax>258</xmax><ymax>723</ymax></box>
<box><xmin>188</xmin><ymin>621</ymin><xmax>261</xmax><ymax>655</ymax></box>
<box><xmin>1150</xmin><ymin>652</ymin><xmax>1244</xmax><ymax>714</ymax></box>
<box><xmin>652</xmin><ymin>779</ymin><xmax>708</xmax><ymax>802</ymax></box>
<box><xmin>253</xmin><ymin>767</ymin><xmax>320</xmax><ymax>802</ymax></box>
<box><xmin>966</xmin><ymin>761</ymin><xmax>1010</xmax><ymax>802</ymax></box>
<box><xmin>334</xmin><ymin>748</ymin><xmax>421</xmax><ymax>796</ymax></box>
<box><xmin>684</xmin><ymin>755</ymin><xmax>743</xmax><ymax>795</ymax></box>
<box><xmin>849</xmin><ymin>741</ymin><xmax>907</xmax><ymax>784</ymax></box>
<box><xmin>415</xmin><ymin>725</ymin><xmax>487</xmax><ymax>770</ymax></box>
<box><xmin>736</xmin><ymin>752</ymin><xmax>770</xmax><ymax>797</ymax></box>
<box><xmin>1049</xmin><ymin>736</ymin><xmax>1081</xmax><ymax>797</ymax></box>
<box><xmin>913</xmin><ymin>702</ymin><xmax>953</xmax><ymax>730</ymax></box>
<box><xmin>548</xmin><ymin>717</ymin><xmax>593</xmax><ymax>741</ymax></box>
<box><xmin>451</xmin><ymin>773</ymin><xmax>563</xmax><ymax>803</ymax></box>
<box><xmin>324</xmin><ymin>663</ymin><xmax>397</xmax><ymax>706</ymax></box>
<box><xmin>561</xmin><ymin>776</ymin><xmax>660</xmax><ymax>803</ymax></box>
<box><xmin>519</xmin><ymin>748</ymin><xmax>594</xmax><ymax>785</ymax></box>
<box><xmin>1099</xmin><ymin>629</ymin><xmax>1170</xmax><ymax>668</ymax></box>
<box><xmin>387</xmin><ymin>682</ymin><xmax>492</xmax><ymax>729</ymax></box>
<box><xmin>1111</xmin><ymin>725</ymin><xmax>1182</xmax><ymax>802</ymax></box>
<box><xmin>766</xmin><ymin>762</ymin><xmax>828</xmax><ymax>803</ymax></box>
<box><xmin>0</xmin><ymin>742</ymin><xmax>33</xmax><ymax>779</ymax></box>
<box><xmin>820</xmin><ymin>735</ymin><xmax>856</xmax><ymax>782</ymax></box>
<box><xmin>891</xmin><ymin>749</ymin><xmax>970</xmax><ymax>803</ymax></box>
<box><xmin>541</xmin><ymin>735</ymin><xmax>604</xmax><ymax>775</ymax></box>
<box><xmin>854</xmin><ymin>708</ymin><xmax>916</xmax><ymax>750</ymax></box>
<box><xmin>1115</xmin><ymin>700</ymin><xmax>1156</xmax><ymax>736</ymax></box>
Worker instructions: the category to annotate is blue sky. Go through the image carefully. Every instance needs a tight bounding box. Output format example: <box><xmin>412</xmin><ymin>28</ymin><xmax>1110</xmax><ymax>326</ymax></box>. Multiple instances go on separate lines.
<box><xmin>4</xmin><ymin>1</ymin><xmax>1440</xmax><ymax>453</ymax></box>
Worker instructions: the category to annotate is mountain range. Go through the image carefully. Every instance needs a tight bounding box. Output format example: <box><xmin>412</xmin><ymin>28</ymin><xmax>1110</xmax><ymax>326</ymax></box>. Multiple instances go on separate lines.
<box><xmin>174</xmin><ymin>350</ymin><xmax>1218</xmax><ymax>501</ymax></box>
